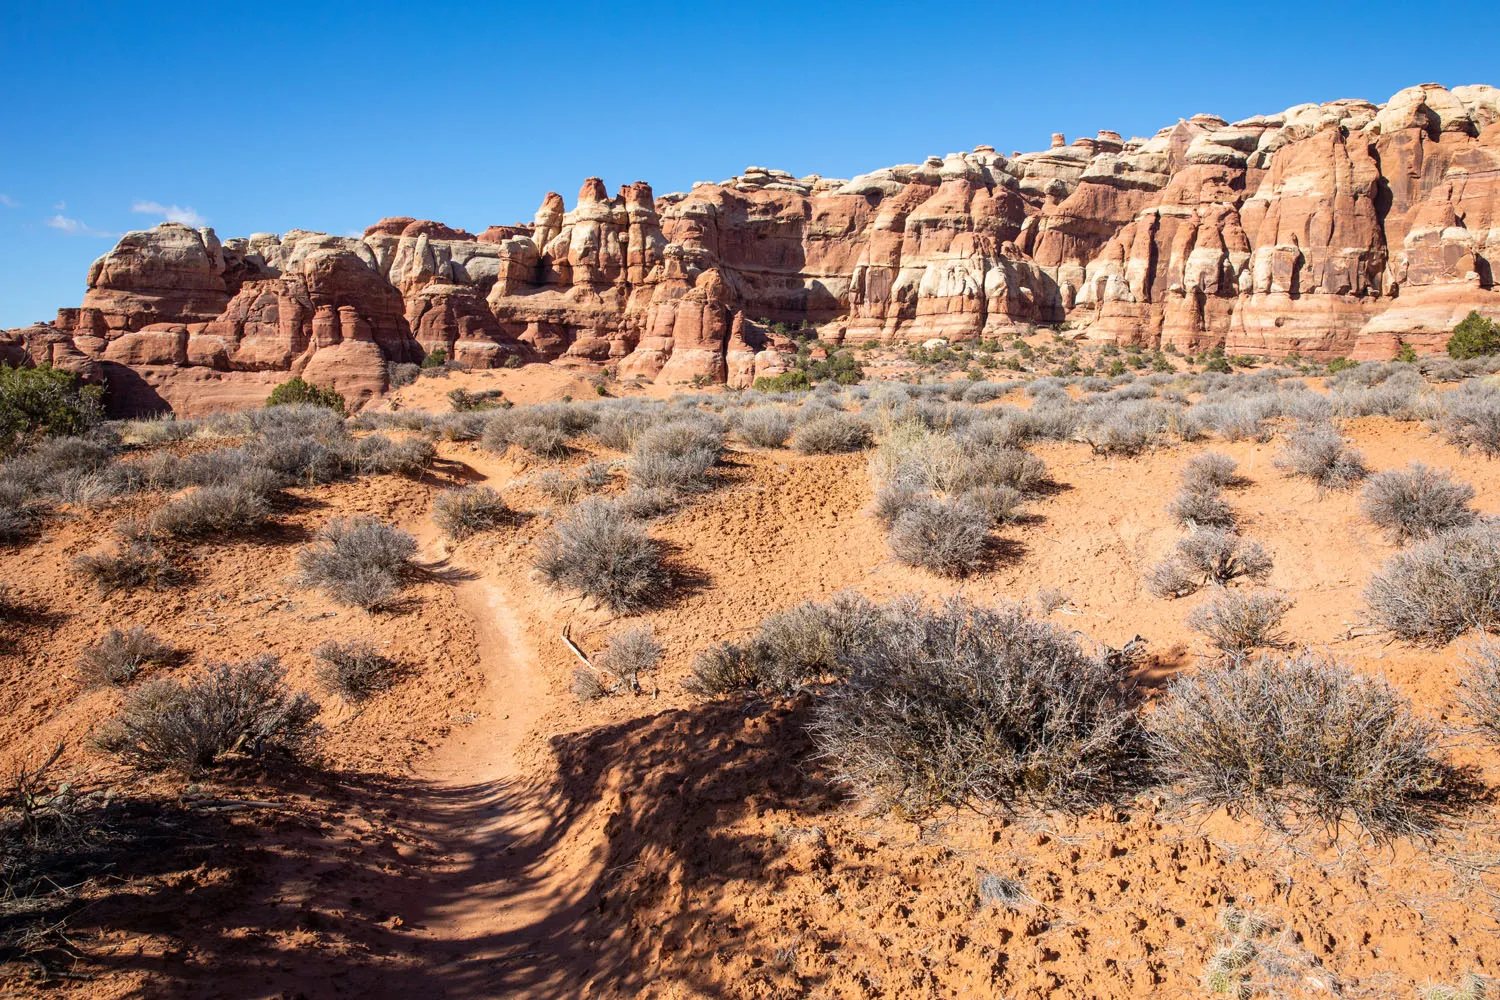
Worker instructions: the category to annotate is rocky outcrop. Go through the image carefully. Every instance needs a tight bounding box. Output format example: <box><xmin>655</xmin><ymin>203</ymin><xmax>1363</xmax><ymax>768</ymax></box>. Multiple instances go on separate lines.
<box><xmin>9</xmin><ymin>82</ymin><xmax>1500</xmax><ymax>414</ymax></box>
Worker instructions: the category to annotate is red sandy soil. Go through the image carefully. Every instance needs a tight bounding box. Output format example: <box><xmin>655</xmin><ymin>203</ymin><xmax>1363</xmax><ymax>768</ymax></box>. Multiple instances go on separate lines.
<box><xmin>2</xmin><ymin>379</ymin><xmax>1499</xmax><ymax>999</ymax></box>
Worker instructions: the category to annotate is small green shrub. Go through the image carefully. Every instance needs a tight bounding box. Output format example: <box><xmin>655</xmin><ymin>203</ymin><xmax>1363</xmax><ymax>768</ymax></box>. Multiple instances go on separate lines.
<box><xmin>266</xmin><ymin>378</ymin><xmax>347</xmax><ymax>415</ymax></box>
<box><xmin>1446</xmin><ymin>310</ymin><xmax>1500</xmax><ymax>360</ymax></box>
<box><xmin>0</xmin><ymin>364</ymin><xmax>104</xmax><ymax>457</ymax></box>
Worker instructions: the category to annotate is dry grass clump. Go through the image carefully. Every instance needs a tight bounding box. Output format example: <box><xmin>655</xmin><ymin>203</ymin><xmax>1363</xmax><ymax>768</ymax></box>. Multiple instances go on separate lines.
<box><xmin>0</xmin><ymin>480</ymin><xmax>44</xmax><ymax>545</ymax></box>
<box><xmin>810</xmin><ymin>598</ymin><xmax>1141</xmax><ymax>813</ymax></box>
<box><xmin>1168</xmin><ymin>487</ymin><xmax>1236</xmax><ymax>529</ymax></box>
<box><xmin>94</xmin><ymin>654</ymin><xmax>321</xmax><ymax>775</ymax></box>
<box><xmin>1358</xmin><ymin>463</ymin><xmax>1477</xmax><ymax>543</ymax></box>
<box><xmin>1275</xmin><ymin>423</ymin><xmax>1368</xmax><ymax>490</ymax></box>
<box><xmin>628</xmin><ymin>420</ymin><xmax>723</xmax><ymax>492</ymax></box>
<box><xmin>1458</xmin><ymin>643</ymin><xmax>1500</xmax><ymax>746</ymax></box>
<box><xmin>594</xmin><ymin>624</ymin><xmax>664</xmax><ymax>694</ymax></box>
<box><xmin>73</xmin><ymin>521</ymin><xmax>180</xmax><ymax>595</ymax></box>
<box><xmin>149</xmin><ymin>481</ymin><xmax>274</xmax><ymax>538</ymax></box>
<box><xmin>1421</xmin><ymin>973</ymin><xmax>1494</xmax><ymax>1000</ymax></box>
<box><xmin>534</xmin><ymin>498</ymin><xmax>666</xmax><ymax>612</ymax></box>
<box><xmin>77</xmin><ymin>627</ymin><xmax>175</xmax><ymax>687</ymax></box>
<box><xmin>690</xmin><ymin>591</ymin><xmax>884</xmax><ymax>696</ymax></box>
<box><xmin>735</xmin><ymin>406</ymin><xmax>793</xmax><ymax>448</ymax></box>
<box><xmin>791</xmin><ymin>412</ymin><xmax>873</xmax><ymax>454</ymax></box>
<box><xmin>1436</xmin><ymin>386</ymin><xmax>1500</xmax><ymax>457</ymax></box>
<box><xmin>296</xmin><ymin>516</ymin><xmax>417</xmax><ymax>610</ymax></box>
<box><xmin>1364</xmin><ymin>522</ymin><xmax>1500</xmax><ymax>643</ymax></box>
<box><xmin>431</xmin><ymin>485</ymin><xmax>511</xmax><ymax>540</ymax></box>
<box><xmin>356</xmin><ymin>434</ymin><xmax>436</xmax><ymax>476</ymax></box>
<box><xmin>1148</xmin><ymin>653</ymin><xmax>1451</xmax><ymax>842</ymax></box>
<box><xmin>1147</xmin><ymin>527</ymin><xmax>1272</xmax><ymax>598</ymax></box>
<box><xmin>1181</xmin><ymin>452</ymin><xmax>1240</xmax><ymax>493</ymax></box>
<box><xmin>1187</xmin><ymin>589</ymin><xmax>1294</xmax><ymax>659</ymax></box>
<box><xmin>613</xmin><ymin>485</ymin><xmax>679</xmax><ymax>521</ymax></box>
<box><xmin>312</xmin><ymin>639</ymin><xmax>400</xmax><ymax>703</ymax></box>
<box><xmin>887</xmin><ymin>496</ymin><xmax>992</xmax><ymax>577</ymax></box>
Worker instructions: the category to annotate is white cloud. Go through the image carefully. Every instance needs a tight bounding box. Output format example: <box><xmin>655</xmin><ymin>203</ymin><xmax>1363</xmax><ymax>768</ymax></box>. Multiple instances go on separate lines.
<box><xmin>131</xmin><ymin>200</ymin><xmax>207</xmax><ymax>226</ymax></box>
<box><xmin>0</xmin><ymin>194</ymin><xmax>17</xmax><ymax>208</ymax></box>
<box><xmin>46</xmin><ymin>214</ymin><xmax>114</xmax><ymax>238</ymax></box>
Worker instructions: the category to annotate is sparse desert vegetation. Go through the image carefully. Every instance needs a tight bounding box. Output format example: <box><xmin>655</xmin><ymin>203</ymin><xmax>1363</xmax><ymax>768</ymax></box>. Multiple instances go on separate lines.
<box><xmin>3</xmin><ymin>354</ymin><xmax>1500</xmax><ymax>998</ymax></box>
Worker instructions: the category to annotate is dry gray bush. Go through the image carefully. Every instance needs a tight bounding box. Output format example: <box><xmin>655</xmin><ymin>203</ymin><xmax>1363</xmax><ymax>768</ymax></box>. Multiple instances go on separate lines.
<box><xmin>1175</xmin><ymin>527</ymin><xmax>1273</xmax><ymax>586</ymax></box>
<box><xmin>533</xmin><ymin>497</ymin><xmax>666</xmax><ymax>612</ymax></box>
<box><xmin>1168</xmin><ymin>486</ymin><xmax>1236</xmax><ymax>529</ymax></box>
<box><xmin>296</xmin><ymin>516</ymin><xmax>417</xmax><ymax>610</ymax></box>
<box><xmin>1459</xmin><ymin>643</ymin><xmax>1500</xmax><ymax>746</ymax></box>
<box><xmin>810</xmin><ymin>598</ymin><xmax>1141</xmax><ymax>813</ymax></box>
<box><xmin>1181</xmin><ymin>452</ymin><xmax>1240</xmax><ymax>493</ymax></box>
<box><xmin>1148</xmin><ymin>653</ymin><xmax>1451</xmax><ymax>842</ymax></box>
<box><xmin>431</xmin><ymin>485</ymin><xmax>511</xmax><ymax>540</ymax></box>
<box><xmin>1186</xmin><ymin>589</ymin><xmax>1295</xmax><ymax>658</ymax></box>
<box><xmin>1275</xmin><ymin>423</ymin><xmax>1368</xmax><ymax>490</ymax></box>
<box><xmin>1145</xmin><ymin>555</ymin><xmax>1202</xmax><ymax>600</ymax></box>
<box><xmin>73</xmin><ymin>521</ymin><xmax>180</xmax><ymax>595</ymax></box>
<box><xmin>356</xmin><ymin>434</ymin><xmax>436</xmax><ymax>476</ymax></box>
<box><xmin>959</xmin><ymin>483</ymin><xmax>1026</xmax><ymax>525</ymax></box>
<box><xmin>1437</xmin><ymin>388</ymin><xmax>1500</xmax><ymax>457</ymax></box>
<box><xmin>570</xmin><ymin>666</ymin><xmax>608</xmax><ymax>701</ymax></box>
<box><xmin>149</xmin><ymin>481</ymin><xmax>273</xmax><ymax>538</ymax></box>
<box><xmin>629</xmin><ymin>420</ymin><xmax>722</xmax><ymax>492</ymax></box>
<box><xmin>312</xmin><ymin>639</ymin><xmax>399</xmax><ymax>703</ymax></box>
<box><xmin>791</xmin><ymin>412</ymin><xmax>874</xmax><ymax>454</ymax></box>
<box><xmin>613</xmin><ymin>486</ymin><xmax>679</xmax><ymax>521</ymax></box>
<box><xmin>1358</xmin><ymin>463</ymin><xmax>1477</xmax><ymax>544</ymax></box>
<box><xmin>1364</xmin><ymin>522</ymin><xmax>1500</xmax><ymax>643</ymax></box>
<box><xmin>595</xmin><ymin>624</ymin><xmax>664</xmax><ymax>693</ymax></box>
<box><xmin>77</xmin><ymin>627</ymin><xmax>175</xmax><ymax>687</ymax></box>
<box><xmin>689</xmin><ymin>591</ymin><xmax>885</xmax><ymax>696</ymax></box>
<box><xmin>870</xmin><ymin>478</ymin><xmax>927</xmax><ymax>529</ymax></box>
<box><xmin>94</xmin><ymin>654</ymin><xmax>322</xmax><ymax>775</ymax></box>
<box><xmin>735</xmin><ymin>407</ymin><xmax>793</xmax><ymax>448</ymax></box>
<box><xmin>888</xmin><ymin>496</ymin><xmax>992</xmax><ymax>578</ymax></box>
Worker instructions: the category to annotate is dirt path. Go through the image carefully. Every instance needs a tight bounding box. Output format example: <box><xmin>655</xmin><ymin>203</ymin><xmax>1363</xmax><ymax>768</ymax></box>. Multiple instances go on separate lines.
<box><xmin>381</xmin><ymin>471</ymin><xmax>602</xmax><ymax>999</ymax></box>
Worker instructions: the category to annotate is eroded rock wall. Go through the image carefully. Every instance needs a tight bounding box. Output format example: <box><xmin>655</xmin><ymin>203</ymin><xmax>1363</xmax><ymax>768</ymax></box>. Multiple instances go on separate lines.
<box><xmin>10</xmin><ymin>82</ymin><xmax>1500</xmax><ymax>413</ymax></box>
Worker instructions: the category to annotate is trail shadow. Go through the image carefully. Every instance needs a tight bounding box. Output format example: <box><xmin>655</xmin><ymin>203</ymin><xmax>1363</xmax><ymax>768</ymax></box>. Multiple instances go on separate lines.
<box><xmin>6</xmin><ymin>701</ymin><xmax>836</xmax><ymax>999</ymax></box>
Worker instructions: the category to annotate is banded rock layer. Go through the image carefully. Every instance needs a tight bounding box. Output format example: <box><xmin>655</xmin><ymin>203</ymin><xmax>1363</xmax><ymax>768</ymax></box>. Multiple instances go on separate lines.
<box><xmin>5</xmin><ymin>82</ymin><xmax>1500</xmax><ymax>414</ymax></box>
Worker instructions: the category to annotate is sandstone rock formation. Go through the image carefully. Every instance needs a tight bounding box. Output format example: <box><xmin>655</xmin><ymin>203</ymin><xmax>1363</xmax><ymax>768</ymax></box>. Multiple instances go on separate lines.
<box><xmin>8</xmin><ymin>82</ymin><xmax>1500</xmax><ymax>413</ymax></box>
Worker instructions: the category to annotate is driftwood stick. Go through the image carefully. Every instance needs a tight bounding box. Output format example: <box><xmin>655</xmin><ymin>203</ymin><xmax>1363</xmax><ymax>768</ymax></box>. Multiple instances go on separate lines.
<box><xmin>560</xmin><ymin>623</ymin><xmax>594</xmax><ymax>670</ymax></box>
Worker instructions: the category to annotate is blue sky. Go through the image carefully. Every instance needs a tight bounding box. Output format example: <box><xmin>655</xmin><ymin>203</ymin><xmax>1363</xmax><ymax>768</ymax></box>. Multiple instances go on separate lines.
<box><xmin>3</xmin><ymin>1</ymin><xmax>1498</xmax><ymax>329</ymax></box>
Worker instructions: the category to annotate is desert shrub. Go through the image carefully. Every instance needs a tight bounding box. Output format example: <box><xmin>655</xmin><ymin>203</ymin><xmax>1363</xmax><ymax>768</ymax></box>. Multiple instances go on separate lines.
<box><xmin>1168</xmin><ymin>486</ymin><xmax>1235</xmax><ymax>529</ymax></box>
<box><xmin>1436</xmin><ymin>386</ymin><xmax>1500</xmax><ymax>457</ymax></box>
<box><xmin>73</xmin><ymin>522</ymin><xmax>180</xmax><ymax>594</ymax></box>
<box><xmin>431</xmin><ymin>485</ymin><xmax>510</xmax><ymax>540</ymax></box>
<box><xmin>959</xmin><ymin>483</ymin><xmax>1026</xmax><ymax>524</ymax></box>
<box><xmin>1148</xmin><ymin>654</ymin><xmax>1451</xmax><ymax>841</ymax></box>
<box><xmin>570</xmin><ymin>666</ymin><xmax>608</xmax><ymax>701</ymax></box>
<box><xmin>0</xmin><ymin>481</ymin><xmax>44</xmax><ymax>544</ymax></box>
<box><xmin>508</xmin><ymin>421</ymin><xmax>569</xmax><ymax>458</ymax></box>
<box><xmin>296</xmin><ymin>516</ymin><xmax>416</xmax><ymax>610</ymax></box>
<box><xmin>595</xmin><ymin>625</ymin><xmax>664</xmax><ymax>693</ymax></box>
<box><xmin>1359</xmin><ymin>463</ymin><xmax>1477</xmax><ymax>544</ymax></box>
<box><xmin>1364</xmin><ymin>522</ymin><xmax>1500</xmax><ymax>643</ymax></box>
<box><xmin>629</xmin><ymin>420</ymin><xmax>722</xmax><ymax>492</ymax></box>
<box><xmin>1078</xmin><ymin>400</ymin><xmax>1174</xmax><ymax>456</ymax></box>
<box><xmin>791</xmin><ymin>412</ymin><xmax>873</xmax><ymax>454</ymax></box>
<box><xmin>1459</xmin><ymin>644</ymin><xmax>1500</xmax><ymax>746</ymax></box>
<box><xmin>870</xmin><ymin>477</ymin><xmax>926</xmax><ymax>529</ymax></box>
<box><xmin>1447</xmin><ymin>310</ymin><xmax>1499</xmax><ymax>360</ymax></box>
<box><xmin>1195</xmin><ymin>397</ymin><xmax>1276</xmax><ymax>443</ymax></box>
<box><xmin>956</xmin><ymin>446</ymin><xmax>1049</xmax><ymax>495</ymax></box>
<box><xmin>1146</xmin><ymin>555</ymin><xmax>1201</xmax><ymax>599</ymax></box>
<box><xmin>1181</xmin><ymin>452</ymin><xmax>1239</xmax><ymax>493</ymax></box>
<box><xmin>94</xmin><ymin>655</ymin><xmax>321</xmax><ymax>775</ymax></box>
<box><xmin>0</xmin><ymin>363</ymin><xmax>104</xmax><ymax>457</ymax></box>
<box><xmin>1175</xmin><ymin>527</ymin><xmax>1273</xmax><ymax>586</ymax></box>
<box><xmin>356</xmin><ymin>434</ymin><xmax>435</xmax><ymax>476</ymax></box>
<box><xmin>887</xmin><ymin>496</ymin><xmax>992</xmax><ymax>577</ymax></box>
<box><xmin>810</xmin><ymin>598</ymin><xmax>1141</xmax><ymax>812</ymax></box>
<box><xmin>1187</xmin><ymin>589</ymin><xmax>1295</xmax><ymax>658</ymax></box>
<box><xmin>754</xmin><ymin>370</ymin><xmax>812</xmax><ymax>393</ymax></box>
<box><xmin>1331</xmin><ymin>383</ymin><xmax>1426</xmax><ymax>420</ymax></box>
<box><xmin>254</xmin><ymin>431</ymin><xmax>358</xmax><ymax>485</ymax></box>
<box><xmin>77</xmin><ymin>627</ymin><xmax>175</xmax><ymax>687</ymax></box>
<box><xmin>690</xmin><ymin>591</ymin><xmax>885</xmax><ymax>696</ymax></box>
<box><xmin>533</xmin><ymin>498</ymin><xmax>666</xmax><ymax>612</ymax></box>
<box><xmin>149</xmin><ymin>481</ymin><xmax>274</xmax><ymax>538</ymax></box>
<box><xmin>614</xmin><ymin>485</ymin><xmax>679</xmax><ymax>521</ymax></box>
<box><xmin>312</xmin><ymin>639</ymin><xmax>399</xmax><ymax>703</ymax></box>
<box><xmin>591</xmin><ymin>406</ymin><xmax>653</xmax><ymax>451</ymax></box>
<box><xmin>1421</xmin><ymin>974</ymin><xmax>1494</xmax><ymax>1000</ymax></box>
<box><xmin>447</xmin><ymin>387</ymin><xmax>505</xmax><ymax>412</ymax></box>
<box><xmin>1275</xmin><ymin>423</ymin><xmax>1368</xmax><ymax>490</ymax></box>
<box><xmin>266</xmin><ymin>377</ymin><xmax>346</xmax><ymax>415</ymax></box>
<box><xmin>735</xmin><ymin>407</ymin><xmax>793</xmax><ymax>447</ymax></box>
<box><xmin>386</xmin><ymin>361</ymin><xmax>421</xmax><ymax>387</ymax></box>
